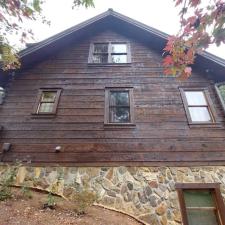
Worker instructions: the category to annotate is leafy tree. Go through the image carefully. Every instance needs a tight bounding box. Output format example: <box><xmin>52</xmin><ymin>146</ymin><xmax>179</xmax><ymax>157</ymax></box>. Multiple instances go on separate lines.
<box><xmin>0</xmin><ymin>0</ymin><xmax>224</xmax><ymax>78</ymax></box>
<box><xmin>163</xmin><ymin>0</ymin><xmax>225</xmax><ymax>79</ymax></box>
<box><xmin>0</xmin><ymin>0</ymin><xmax>94</xmax><ymax>70</ymax></box>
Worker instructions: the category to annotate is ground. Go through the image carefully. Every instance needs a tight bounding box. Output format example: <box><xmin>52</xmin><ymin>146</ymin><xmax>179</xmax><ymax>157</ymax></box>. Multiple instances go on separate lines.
<box><xmin>0</xmin><ymin>188</ymin><xmax>143</xmax><ymax>225</ymax></box>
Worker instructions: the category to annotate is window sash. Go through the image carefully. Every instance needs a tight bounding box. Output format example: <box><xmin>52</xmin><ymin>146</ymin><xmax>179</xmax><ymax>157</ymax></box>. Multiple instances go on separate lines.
<box><xmin>176</xmin><ymin>183</ymin><xmax>225</xmax><ymax>225</ymax></box>
<box><xmin>33</xmin><ymin>89</ymin><xmax>61</xmax><ymax>115</ymax></box>
<box><xmin>215</xmin><ymin>83</ymin><xmax>225</xmax><ymax>113</ymax></box>
<box><xmin>90</xmin><ymin>42</ymin><xmax>130</xmax><ymax>64</ymax></box>
<box><xmin>104</xmin><ymin>88</ymin><xmax>134</xmax><ymax>125</ymax></box>
<box><xmin>109</xmin><ymin>106</ymin><xmax>131</xmax><ymax>123</ymax></box>
<box><xmin>180</xmin><ymin>88</ymin><xmax>217</xmax><ymax>124</ymax></box>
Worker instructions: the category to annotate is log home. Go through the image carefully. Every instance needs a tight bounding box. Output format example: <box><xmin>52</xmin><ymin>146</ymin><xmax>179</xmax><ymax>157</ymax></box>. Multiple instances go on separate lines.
<box><xmin>0</xmin><ymin>9</ymin><xmax>225</xmax><ymax>225</ymax></box>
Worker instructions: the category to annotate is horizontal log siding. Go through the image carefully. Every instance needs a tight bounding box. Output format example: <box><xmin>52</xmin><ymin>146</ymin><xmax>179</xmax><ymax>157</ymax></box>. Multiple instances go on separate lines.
<box><xmin>1</xmin><ymin>30</ymin><xmax>225</xmax><ymax>165</ymax></box>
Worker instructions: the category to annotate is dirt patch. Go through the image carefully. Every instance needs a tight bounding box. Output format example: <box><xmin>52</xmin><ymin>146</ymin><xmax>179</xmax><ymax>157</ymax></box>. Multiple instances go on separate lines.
<box><xmin>0</xmin><ymin>188</ymin><xmax>143</xmax><ymax>225</ymax></box>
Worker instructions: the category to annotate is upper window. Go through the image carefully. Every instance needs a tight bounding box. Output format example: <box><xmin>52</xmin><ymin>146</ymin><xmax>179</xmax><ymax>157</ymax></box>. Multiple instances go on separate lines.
<box><xmin>89</xmin><ymin>42</ymin><xmax>130</xmax><ymax>64</ymax></box>
<box><xmin>180</xmin><ymin>88</ymin><xmax>217</xmax><ymax>124</ymax></box>
<box><xmin>33</xmin><ymin>89</ymin><xmax>61</xmax><ymax>115</ymax></box>
<box><xmin>105</xmin><ymin>88</ymin><xmax>134</xmax><ymax>124</ymax></box>
<box><xmin>176</xmin><ymin>183</ymin><xmax>225</xmax><ymax>225</ymax></box>
<box><xmin>215</xmin><ymin>83</ymin><xmax>225</xmax><ymax>113</ymax></box>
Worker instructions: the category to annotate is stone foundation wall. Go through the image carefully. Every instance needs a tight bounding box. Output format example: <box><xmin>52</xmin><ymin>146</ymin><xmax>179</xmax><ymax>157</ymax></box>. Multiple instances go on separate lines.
<box><xmin>1</xmin><ymin>165</ymin><xmax>225</xmax><ymax>225</ymax></box>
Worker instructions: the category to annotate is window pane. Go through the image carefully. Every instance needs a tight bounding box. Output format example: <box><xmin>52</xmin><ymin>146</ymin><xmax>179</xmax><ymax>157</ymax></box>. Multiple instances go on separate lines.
<box><xmin>109</xmin><ymin>107</ymin><xmax>130</xmax><ymax>123</ymax></box>
<box><xmin>189</xmin><ymin>107</ymin><xmax>212</xmax><ymax>122</ymax></box>
<box><xmin>112</xmin><ymin>55</ymin><xmax>127</xmax><ymax>63</ymax></box>
<box><xmin>110</xmin><ymin>91</ymin><xmax>129</xmax><ymax>106</ymax></box>
<box><xmin>185</xmin><ymin>91</ymin><xmax>207</xmax><ymax>105</ymax></box>
<box><xmin>38</xmin><ymin>103</ymin><xmax>54</xmax><ymax>113</ymax></box>
<box><xmin>41</xmin><ymin>92</ymin><xmax>56</xmax><ymax>102</ymax></box>
<box><xmin>187</xmin><ymin>209</ymin><xmax>218</xmax><ymax>225</ymax></box>
<box><xmin>218</xmin><ymin>84</ymin><xmax>225</xmax><ymax>102</ymax></box>
<box><xmin>93</xmin><ymin>54</ymin><xmax>108</xmax><ymax>63</ymax></box>
<box><xmin>94</xmin><ymin>44</ymin><xmax>108</xmax><ymax>53</ymax></box>
<box><xmin>111</xmin><ymin>44</ymin><xmax>127</xmax><ymax>53</ymax></box>
<box><xmin>184</xmin><ymin>190</ymin><xmax>214</xmax><ymax>207</ymax></box>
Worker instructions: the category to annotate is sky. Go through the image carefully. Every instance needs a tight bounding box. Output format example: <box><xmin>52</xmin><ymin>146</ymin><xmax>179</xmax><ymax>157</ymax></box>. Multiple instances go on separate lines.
<box><xmin>23</xmin><ymin>0</ymin><xmax>225</xmax><ymax>59</ymax></box>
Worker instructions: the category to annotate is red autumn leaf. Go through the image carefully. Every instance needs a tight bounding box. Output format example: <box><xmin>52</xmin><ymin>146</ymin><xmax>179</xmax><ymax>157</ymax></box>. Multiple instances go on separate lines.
<box><xmin>163</xmin><ymin>55</ymin><xmax>174</xmax><ymax>66</ymax></box>
<box><xmin>163</xmin><ymin>68</ymin><xmax>173</xmax><ymax>75</ymax></box>
<box><xmin>175</xmin><ymin>0</ymin><xmax>183</xmax><ymax>6</ymax></box>
<box><xmin>189</xmin><ymin>0</ymin><xmax>201</xmax><ymax>7</ymax></box>
<box><xmin>184</xmin><ymin>66</ymin><xmax>192</xmax><ymax>76</ymax></box>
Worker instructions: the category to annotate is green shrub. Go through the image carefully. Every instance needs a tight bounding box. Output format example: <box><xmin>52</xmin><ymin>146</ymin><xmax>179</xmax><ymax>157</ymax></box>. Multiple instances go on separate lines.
<box><xmin>43</xmin><ymin>192</ymin><xmax>56</xmax><ymax>210</ymax></box>
<box><xmin>0</xmin><ymin>165</ymin><xmax>18</xmax><ymax>201</ymax></box>
<box><xmin>71</xmin><ymin>189</ymin><xmax>97</xmax><ymax>215</ymax></box>
<box><xmin>21</xmin><ymin>185</ymin><xmax>32</xmax><ymax>199</ymax></box>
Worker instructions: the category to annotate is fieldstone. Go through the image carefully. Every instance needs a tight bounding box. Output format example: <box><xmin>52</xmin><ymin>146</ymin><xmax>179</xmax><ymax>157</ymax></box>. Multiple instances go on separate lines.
<box><xmin>121</xmin><ymin>184</ymin><xmax>128</xmax><ymax>194</ymax></box>
<box><xmin>144</xmin><ymin>185</ymin><xmax>152</xmax><ymax>197</ymax></box>
<box><xmin>114</xmin><ymin>197</ymin><xmax>123</xmax><ymax>209</ymax></box>
<box><xmin>167</xmin><ymin>209</ymin><xmax>173</xmax><ymax>220</ymax></box>
<box><xmin>127</xmin><ymin>167</ymin><xmax>137</xmax><ymax>175</ymax></box>
<box><xmin>159</xmin><ymin>184</ymin><xmax>167</xmax><ymax>192</ymax></box>
<box><xmin>64</xmin><ymin>172</ymin><xmax>76</xmax><ymax>185</ymax></box>
<box><xmin>34</xmin><ymin>167</ymin><xmax>41</xmax><ymax>179</ymax></box>
<box><xmin>123</xmin><ymin>171</ymin><xmax>135</xmax><ymax>183</ymax></box>
<box><xmin>173</xmin><ymin>210</ymin><xmax>182</xmax><ymax>223</ymax></box>
<box><xmin>46</xmin><ymin>171</ymin><xmax>58</xmax><ymax>184</ymax></box>
<box><xmin>176</xmin><ymin>171</ymin><xmax>184</xmax><ymax>182</ymax></box>
<box><xmin>161</xmin><ymin>215</ymin><xmax>168</xmax><ymax>225</ymax></box>
<box><xmin>170</xmin><ymin>198</ymin><xmax>179</xmax><ymax>208</ymax></box>
<box><xmin>149</xmin><ymin>180</ymin><xmax>158</xmax><ymax>188</ymax></box>
<box><xmin>127</xmin><ymin>182</ymin><xmax>133</xmax><ymax>190</ymax></box>
<box><xmin>102</xmin><ymin>196</ymin><xmax>115</xmax><ymax>206</ymax></box>
<box><xmin>154</xmin><ymin>188</ymin><xmax>164</xmax><ymax>198</ymax></box>
<box><xmin>93</xmin><ymin>183</ymin><xmax>105</xmax><ymax>198</ymax></box>
<box><xmin>139</xmin><ymin>213</ymin><xmax>160</xmax><ymax>225</ymax></box>
<box><xmin>158</xmin><ymin>175</ymin><xmax>165</xmax><ymax>183</ymax></box>
<box><xmin>156</xmin><ymin>203</ymin><xmax>167</xmax><ymax>215</ymax></box>
<box><xmin>138</xmin><ymin>191</ymin><xmax>148</xmax><ymax>204</ymax></box>
<box><xmin>16</xmin><ymin>166</ymin><xmax>27</xmax><ymax>184</ymax></box>
<box><xmin>166</xmin><ymin>169</ymin><xmax>172</xmax><ymax>180</ymax></box>
<box><xmin>88</xmin><ymin>168</ymin><xmax>99</xmax><ymax>178</ymax></box>
<box><xmin>149</xmin><ymin>195</ymin><xmax>158</xmax><ymax>207</ymax></box>
<box><xmin>107</xmin><ymin>190</ymin><xmax>117</xmax><ymax>197</ymax></box>
<box><xmin>169</xmin><ymin>180</ymin><xmax>175</xmax><ymax>191</ymax></box>
<box><xmin>75</xmin><ymin>173</ymin><xmax>82</xmax><ymax>185</ymax></box>
<box><xmin>118</xmin><ymin>166</ymin><xmax>127</xmax><ymax>174</ymax></box>
<box><xmin>101</xmin><ymin>178</ymin><xmax>115</xmax><ymax>190</ymax></box>
<box><xmin>105</xmin><ymin>168</ymin><xmax>114</xmax><ymax>180</ymax></box>
<box><xmin>124</xmin><ymin>191</ymin><xmax>133</xmax><ymax>202</ymax></box>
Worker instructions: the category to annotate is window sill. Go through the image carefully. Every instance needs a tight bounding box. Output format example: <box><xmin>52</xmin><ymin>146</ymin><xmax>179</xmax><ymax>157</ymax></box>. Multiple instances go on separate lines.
<box><xmin>88</xmin><ymin>63</ymin><xmax>132</xmax><ymax>67</ymax></box>
<box><xmin>188</xmin><ymin>122</ymin><xmax>222</xmax><ymax>128</ymax></box>
<box><xmin>31</xmin><ymin>113</ymin><xmax>56</xmax><ymax>119</ymax></box>
<box><xmin>104</xmin><ymin>123</ymin><xmax>136</xmax><ymax>129</ymax></box>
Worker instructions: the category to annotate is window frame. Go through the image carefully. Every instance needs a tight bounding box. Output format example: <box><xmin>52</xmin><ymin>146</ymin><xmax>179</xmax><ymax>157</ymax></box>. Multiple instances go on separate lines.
<box><xmin>104</xmin><ymin>87</ymin><xmax>134</xmax><ymax>125</ymax></box>
<box><xmin>33</xmin><ymin>88</ymin><xmax>61</xmax><ymax>115</ymax></box>
<box><xmin>215</xmin><ymin>82</ymin><xmax>225</xmax><ymax>114</ymax></box>
<box><xmin>175</xmin><ymin>183</ymin><xmax>225</xmax><ymax>225</ymax></box>
<box><xmin>88</xmin><ymin>42</ymin><xmax>131</xmax><ymax>64</ymax></box>
<box><xmin>180</xmin><ymin>87</ymin><xmax>218</xmax><ymax>125</ymax></box>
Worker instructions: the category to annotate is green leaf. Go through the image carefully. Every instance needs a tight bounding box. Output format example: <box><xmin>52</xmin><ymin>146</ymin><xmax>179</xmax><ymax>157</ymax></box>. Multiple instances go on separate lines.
<box><xmin>33</xmin><ymin>0</ymin><xmax>41</xmax><ymax>12</ymax></box>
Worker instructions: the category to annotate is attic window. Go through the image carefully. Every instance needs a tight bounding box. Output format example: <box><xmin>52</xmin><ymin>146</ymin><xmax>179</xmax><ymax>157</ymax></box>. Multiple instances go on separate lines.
<box><xmin>215</xmin><ymin>83</ymin><xmax>225</xmax><ymax>113</ymax></box>
<box><xmin>89</xmin><ymin>42</ymin><xmax>130</xmax><ymax>64</ymax></box>
<box><xmin>33</xmin><ymin>89</ymin><xmax>61</xmax><ymax>115</ymax></box>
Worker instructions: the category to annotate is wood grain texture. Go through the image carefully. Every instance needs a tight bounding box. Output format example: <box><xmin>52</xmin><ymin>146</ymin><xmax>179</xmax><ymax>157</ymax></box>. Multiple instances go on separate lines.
<box><xmin>1</xmin><ymin>30</ymin><xmax>225</xmax><ymax>165</ymax></box>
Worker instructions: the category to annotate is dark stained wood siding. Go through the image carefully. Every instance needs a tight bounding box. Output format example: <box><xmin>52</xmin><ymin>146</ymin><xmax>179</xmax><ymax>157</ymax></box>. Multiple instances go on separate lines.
<box><xmin>1</xmin><ymin>30</ymin><xmax>225</xmax><ymax>166</ymax></box>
